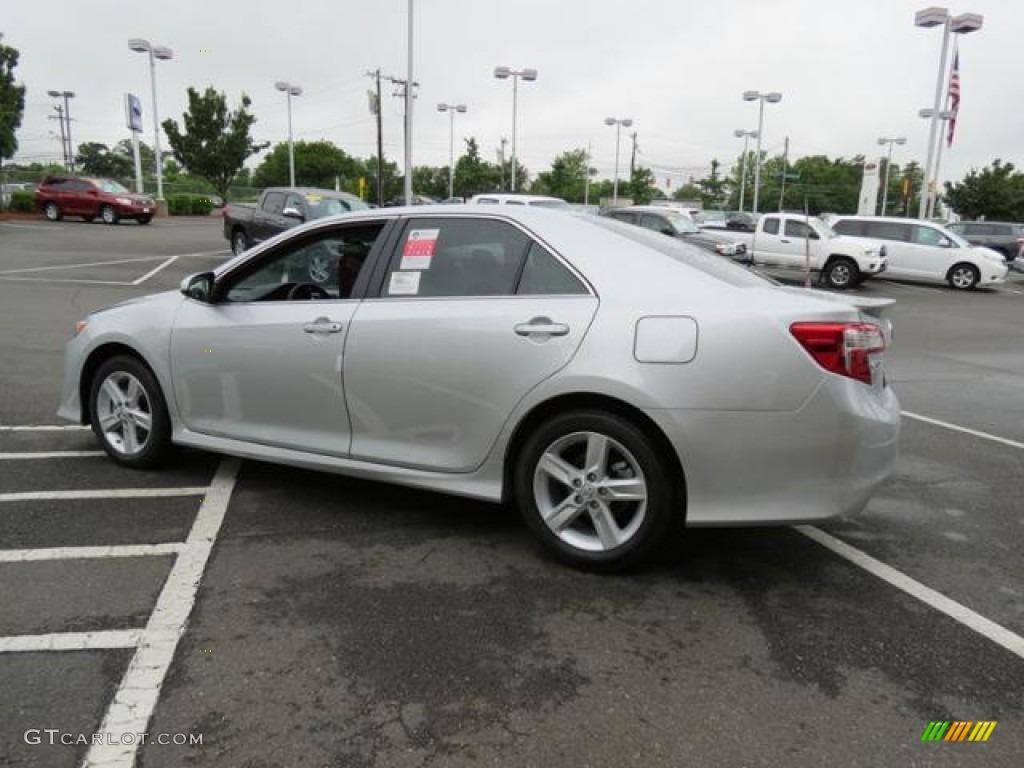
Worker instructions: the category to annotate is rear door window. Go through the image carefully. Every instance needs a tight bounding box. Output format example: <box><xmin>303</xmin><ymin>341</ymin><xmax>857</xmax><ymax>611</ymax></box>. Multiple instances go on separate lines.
<box><xmin>863</xmin><ymin>221</ymin><xmax>911</xmax><ymax>242</ymax></box>
<box><xmin>516</xmin><ymin>242</ymin><xmax>588</xmax><ymax>295</ymax></box>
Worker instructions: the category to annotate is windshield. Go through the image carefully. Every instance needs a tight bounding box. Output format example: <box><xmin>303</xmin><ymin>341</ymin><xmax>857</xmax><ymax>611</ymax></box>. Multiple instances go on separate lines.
<box><xmin>98</xmin><ymin>180</ymin><xmax>130</xmax><ymax>194</ymax></box>
<box><xmin>663</xmin><ymin>212</ymin><xmax>700</xmax><ymax>235</ymax></box>
<box><xmin>940</xmin><ymin>227</ymin><xmax>971</xmax><ymax>248</ymax></box>
<box><xmin>304</xmin><ymin>195</ymin><xmax>369</xmax><ymax>219</ymax></box>
<box><xmin>588</xmin><ymin>215</ymin><xmax>775</xmax><ymax>288</ymax></box>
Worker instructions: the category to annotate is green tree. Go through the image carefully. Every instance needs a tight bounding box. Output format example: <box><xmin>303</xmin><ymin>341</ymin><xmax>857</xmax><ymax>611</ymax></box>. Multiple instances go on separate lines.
<box><xmin>75</xmin><ymin>142</ymin><xmax>133</xmax><ymax>179</ymax></box>
<box><xmin>0</xmin><ymin>36</ymin><xmax>26</xmax><ymax>167</ymax></box>
<box><xmin>162</xmin><ymin>87</ymin><xmax>263</xmax><ymax>199</ymax></box>
<box><xmin>111</xmin><ymin>138</ymin><xmax>155</xmax><ymax>176</ymax></box>
<box><xmin>673</xmin><ymin>182</ymin><xmax>703</xmax><ymax>202</ymax></box>
<box><xmin>625</xmin><ymin>166</ymin><xmax>658</xmax><ymax>204</ymax></box>
<box><xmin>943</xmin><ymin>159</ymin><xmax>1024</xmax><ymax>220</ymax></box>
<box><xmin>252</xmin><ymin>140</ymin><xmax>362</xmax><ymax>192</ymax></box>
<box><xmin>695</xmin><ymin>159</ymin><xmax>728</xmax><ymax>208</ymax></box>
<box><xmin>453</xmin><ymin>137</ymin><xmax>503</xmax><ymax>197</ymax></box>
<box><xmin>357</xmin><ymin>155</ymin><xmax>402</xmax><ymax>204</ymax></box>
<box><xmin>412</xmin><ymin>165</ymin><xmax>449</xmax><ymax>199</ymax></box>
<box><xmin>532</xmin><ymin>149</ymin><xmax>589</xmax><ymax>202</ymax></box>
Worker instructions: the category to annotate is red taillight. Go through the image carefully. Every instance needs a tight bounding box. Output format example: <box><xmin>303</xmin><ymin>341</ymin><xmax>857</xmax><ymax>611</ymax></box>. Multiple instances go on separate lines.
<box><xmin>790</xmin><ymin>322</ymin><xmax>885</xmax><ymax>385</ymax></box>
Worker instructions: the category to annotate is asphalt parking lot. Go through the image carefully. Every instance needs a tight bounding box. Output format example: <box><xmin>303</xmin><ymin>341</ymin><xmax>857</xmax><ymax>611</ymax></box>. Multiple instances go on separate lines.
<box><xmin>1</xmin><ymin>216</ymin><xmax>1022</xmax><ymax>768</ymax></box>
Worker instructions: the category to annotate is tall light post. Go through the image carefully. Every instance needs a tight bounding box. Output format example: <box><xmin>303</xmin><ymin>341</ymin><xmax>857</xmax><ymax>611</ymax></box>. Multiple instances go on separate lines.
<box><xmin>437</xmin><ymin>103</ymin><xmax>467</xmax><ymax>199</ymax></box>
<box><xmin>604</xmin><ymin>117</ymin><xmax>633</xmax><ymax>203</ymax></box>
<box><xmin>128</xmin><ymin>38</ymin><xmax>173</xmax><ymax>204</ymax></box>
<box><xmin>742</xmin><ymin>90</ymin><xmax>782</xmax><ymax>215</ymax></box>
<box><xmin>404</xmin><ymin>0</ymin><xmax>414</xmax><ymax>204</ymax></box>
<box><xmin>914</xmin><ymin>7</ymin><xmax>982</xmax><ymax>219</ymax></box>
<box><xmin>493</xmin><ymin>66</ymin><xmax>537</xmax><ymax>192</ymax></box>
<box><xmin>274</xmin><ymin>81</ymin><xmax>303</xmax><ymax>187</ymax></box>
<box><xmin>877</xmin><ymin>136</ymin><xmax>907</xmax><ymax>215</ymax></box>
<box><xmin>733</xmin><ymin>128</ymin><xmax>758</xmax><ymax>212</ymax></box>
<box><xmin>47</xmin><ymin>90</ymin><xmax>76</xmax><ymax>171</ymax></box>
<box><xmin>919</xmin><ymin>109</ymin><xmax>955</xmax><ymax>217</ymax></box>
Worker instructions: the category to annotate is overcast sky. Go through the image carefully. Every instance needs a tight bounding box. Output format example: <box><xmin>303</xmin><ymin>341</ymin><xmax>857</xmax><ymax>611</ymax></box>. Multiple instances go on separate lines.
<box><xmin>3</xmin><ymin>0</ymin><xmax>1021</xmax><ymax>190</ymax></box>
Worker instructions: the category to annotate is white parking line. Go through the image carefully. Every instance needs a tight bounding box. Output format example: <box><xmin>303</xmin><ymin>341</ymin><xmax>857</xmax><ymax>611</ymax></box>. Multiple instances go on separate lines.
<box><xmin>86</xmin><ymin>458</ymin><xmax>239</xmax><ymax>768</ymax></box>
<box><xmin>797</xmin><ymin>526</ymin><xmax>1024</xmax><ymax>661</ymax></box>
<box><xmin>0</xmin><ymin>451</ymin><xmax>104</xmax><ymax>459</ymax></box>
<box><xmin>132</xmin><ymin>255</ymin><xmax>179</xmax><ymax>285</ymax></box>
<box><xmin>0</xmin><ymin>424</ymin><xmax>88</xmax><ymax>432</ymax></box>
<box><xmin>0</xmin><ymin>629</ymin><xmax>141</xmax><ymax>653</ymax></box>
<box><xmin>0</xmin><ymin>543</ymin><xmax>184</xmax><ymax>563</ymax></box>
<box><xmin>901</xmin><ymin>410</ymin><xmax>1024</xmax><ymax>451</ymax></box>
<box><xmin>0</xmin><ymin>487</ymin><xmax>209</xmax><ymax>503</ymax></box>
<box><xmin>0</xmin><ymin>255</ymin><xmax>167</xmax><ymax>276</ymax></box>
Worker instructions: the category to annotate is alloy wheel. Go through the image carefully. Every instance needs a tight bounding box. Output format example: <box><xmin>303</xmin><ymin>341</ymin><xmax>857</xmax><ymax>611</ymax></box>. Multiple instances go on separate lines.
<box><xmin>95</xmin><ymin>371</ymin><xmax>154</xmax><ymax>457</ymax></box>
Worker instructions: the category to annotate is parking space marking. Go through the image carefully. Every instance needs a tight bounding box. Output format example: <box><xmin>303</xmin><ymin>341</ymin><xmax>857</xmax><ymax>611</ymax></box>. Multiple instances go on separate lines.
<box><xmin>0</xmin><ymin>276</ymin><xmax>136</xmax><ymax>286</ymax></box>
<box><xmin>0</xmin><ymin>630</ymin><xmax>142</xmax><ymax>653</ymax></box>
<box><xmin>0</xmin><ymin>424</ymin><xmax>89</xmax><ymax>432</ymax></box>
<box><xmin>0</xmin><ymin>450</ymin><xmax>104</xmax><ymax>459</ymax></box>
<box><xmin>0</xmin><ymin>543</ymin><xmax>183</xmax><ymax>563</ymax></box>
<box><xmin>132</xmin><ymin>255</ymin><xmax>179</xmax><ymax>285</ymax></box>
<box><xmin>86</xmin><ymin>458</ymin><xmax>239</xmax><ymax>768</ymax></box>
<box><xmin>0</xmin><ymin>487</ymin><xmax>209</xmax><ymax>503</ymax></box>
<box><xmin>798</xmin><ymin>526</ymin><xmax>1024</xmax><ymax>661</ymax></box>
<box><xmin>901</xmin><ymin>410</ymin><xmax>1024</xmax><ymax>451</ymax></box>
<box><xmin>0</xmin><ymin>222</ymin><xmax>64</xmax><ymax>231</ymax></box>
<box><xmin>0</xmin><ymin>255</ymin><xmax>168</xmax><ymax>276</ymax></box>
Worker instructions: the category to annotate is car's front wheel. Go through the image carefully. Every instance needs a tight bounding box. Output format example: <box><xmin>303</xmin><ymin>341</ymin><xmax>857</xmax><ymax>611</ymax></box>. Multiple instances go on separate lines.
<box><xmin>89</xmin><ymin>356</ymin><xmax>171</xmax><ymax>468</ymax></box>
<box><xmin>515</xmin><ymin>410</ymin><xmax>680</xmax><ymax>571</ymax></box>
<box><xmin>823</xmin><ymin>257</ymin><xmax>859</xmax><ymax>290</ymax></box>
<box><xmin>100</xmin><ymin>204</ymin><xmax>119</xmax><ymax>225</ymax></box>
<box><xmin>231</xmin><ymin>229</ymin><xmax>249</xmax><ymax>256</ymax></box>
<box><xmin>947</xmin><ymin>262</ymin><xmax>979</xmax><ymax>290</ymax></box>
<box><xmin>137</xmin><ymin>215</ymin><xmax>152</xmax><ymax>225</ymax></box>
<box><xmin>43</xmin><ymin>201</ymin><xmax>62</xmax><ymax>221</ymax></box>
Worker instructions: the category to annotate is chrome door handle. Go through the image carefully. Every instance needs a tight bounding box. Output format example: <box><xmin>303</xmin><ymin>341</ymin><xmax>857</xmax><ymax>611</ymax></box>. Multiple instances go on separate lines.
<box><xmin>780</xmin><ymin>238</ymin><xmax>791</xmax><ymax>243</ymax></box>
<box><xmin>303</xmin><ymin>317</ymin><xmax>343</xmax><ymax>334</ymax></box>
<box><xmin>514</xmin><ymin>318</ymin><xmax>569</xmax><ymax>337</ymax></box>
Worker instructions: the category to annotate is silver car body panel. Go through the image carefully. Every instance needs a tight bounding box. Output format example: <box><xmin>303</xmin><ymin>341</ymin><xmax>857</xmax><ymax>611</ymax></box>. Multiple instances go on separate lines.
<box><xmin>58</xmin><ymin>206</ymin><xmax>900</xmax><ymax>524</ymax></box>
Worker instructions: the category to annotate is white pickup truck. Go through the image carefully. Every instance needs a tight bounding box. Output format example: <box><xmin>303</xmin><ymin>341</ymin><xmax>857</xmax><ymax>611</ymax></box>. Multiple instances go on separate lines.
<box><xmin>727</xmin><ymin>213</ymin><xmax>887</xmax><ymax>290</ymax></box>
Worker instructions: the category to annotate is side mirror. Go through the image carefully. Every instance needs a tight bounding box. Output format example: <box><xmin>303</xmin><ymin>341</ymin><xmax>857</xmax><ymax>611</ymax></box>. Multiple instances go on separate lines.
<box><xmin>661</xmin><ymin>227</ymin><xmax>676</xmax><ymax>237</ymax></box>
<box><xmin>282</xmin><ymin>206</ymin><xmax>305</xmax><ymax>221</ymax></box>
<box><xmin>808</xmin><ymin>230</ymin><xmax>820</xmax><ymax>240</ymax></box>
<box><xmin>180</xmin><ymin>272</ymin><xmax>215</xmax><ymax>303</ymax></box>
<box><xmin>939</xmin><ymin>237</ymin><xmax>953</xmax><ymax>248</ymax></box>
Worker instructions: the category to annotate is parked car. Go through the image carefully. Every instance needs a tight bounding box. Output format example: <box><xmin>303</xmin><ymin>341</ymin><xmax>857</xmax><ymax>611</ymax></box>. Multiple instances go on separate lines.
<box><xmin>601</xmin><ymin>205</ymin><xmax>747</xmax><ymax>259</ymax></box>
<box><xmin>947</xmin><ymin>220</ymin><xmax>1023</xmax><ymax>263</ymax></box>
<box><xmin>59</xmin><ymin>207</ymin><xmax>898</xmax><ymax>571</ymax></box>
<box><xmin>724</xmin><ymin>213</ymin><xmax>888</xmax><ymax>289</ymax></box>
<box><xmin>468</xmin><ymin>193</ymin><xmax>570</xmax><ymax>209</ymax></box>
<box><xmin>34</xmin><ymin>175</ymin><xmax>155</xmax><ymax>224</ymax></box>
<box><xmin>223</xmin><ymin>187</ymin><xmax>369</xmax><ymax>255</ymax></box>
<box><xmin>829</xmin><ymin>215</ymin><xmax>1009</xmax><ymax>290</ymax></box>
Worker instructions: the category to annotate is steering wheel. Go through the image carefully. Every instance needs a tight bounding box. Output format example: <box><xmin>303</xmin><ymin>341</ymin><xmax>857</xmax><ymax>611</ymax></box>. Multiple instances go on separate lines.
<box><xmin>286</xmin><ymin>282</ymin><xmax>331</xmax><ymax>301</ymax></box>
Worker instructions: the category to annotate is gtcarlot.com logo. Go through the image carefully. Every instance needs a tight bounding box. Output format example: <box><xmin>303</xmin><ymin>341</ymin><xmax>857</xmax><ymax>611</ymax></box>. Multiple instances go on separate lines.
<box><xmin>921</xmin><ymin>721</ymin><xmax>997</xmax><ymax>743</ymax></box>
<box><xmin>24</xmin><ymin>729</ymin><xmax>203</xmax><ymax>746</ymax></box>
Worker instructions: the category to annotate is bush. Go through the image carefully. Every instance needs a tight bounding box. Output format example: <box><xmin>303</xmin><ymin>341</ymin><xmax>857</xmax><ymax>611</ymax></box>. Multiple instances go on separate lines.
<box><xmin>9</xmin><ymin>190</ymin><xmax>35</xmax><ymax>212</ymax></box>
<box><xmin>167</xmin><ymin>193</ymin><xmax>215</xmax><ymax>216</ymax></box>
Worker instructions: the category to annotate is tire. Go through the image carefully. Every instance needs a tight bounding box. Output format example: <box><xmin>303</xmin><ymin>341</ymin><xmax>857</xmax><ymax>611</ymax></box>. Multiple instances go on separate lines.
<box><xmin>88</xmin><ymin>355</ymin><xmax>172</xmax><ymax>469</ymax></box>
<box><xmin>137</xmin><ymin>215</ymin><xmax>152</xmax><ymax>225</ymax></box>
<box><xmin>43</xmin><ymin>201</ymin><xmax>62</xmax><ymax>221</ymax></box>
<box><xmin>823</xmin><ymin>257</ymin><xmax>859</xmax><ymax>290</ymax></box>
<box><xmin>514</xmin><ymin>409</ymin><xmax>681</xmax><ymax>571</ymax></box>
<box><xmin>100</xmin><ymin>204</ymin><xmax>119</xmax><ymax>225</ymax></box>
<box><xmin>231</xmin><ymin>229</ymin><xmax>249</xmax><ymax>256</ymax></box>
<box><xmin>82</xmin><ymin>215</ymin><xmax>95</xmax><ymax>223</ymax></box>
<box><xmin>947</xmin><ymin>262</ymin><xmax>979</xmax><ymax>290</ymax></box>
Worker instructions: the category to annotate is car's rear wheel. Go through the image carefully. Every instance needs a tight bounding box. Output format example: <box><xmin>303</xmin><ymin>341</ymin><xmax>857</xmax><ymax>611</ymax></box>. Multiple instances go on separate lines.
<box><xmin>137</xmin><ymin>215</ymin><xmax>152</xmax><ymax>225</ymax></box>
<box><xmin>231</xmin><ymin>229</ymin><xmax>249</xmax><ymax>256</ymax></box>
<box><xmin>947</xmin><ymin>262</ymin><xmax>979</xmax><ymax>290</ymax></box>
<box><xmin>100</xmin><ymin>204</ymin><xmax>119</xmax><ymax>225</ymax></box>
<box><xmin>88</xmin><ymin>356</ymin><xmax>171</xmax><ymax>468</ymax></box>
<box><xmin>43</xmin><ymin>201</ymin><xmax>62</xmax><ymax>221</ymax></box>
<box><xmin>823</xmin><ymin>257</ymin><xmax>859</xmax><ymax>290</ymax></box>
<box><xmin>515</xmin><ymin>410</ymin><xmax>680</xmax><ymax>571</ymax></box>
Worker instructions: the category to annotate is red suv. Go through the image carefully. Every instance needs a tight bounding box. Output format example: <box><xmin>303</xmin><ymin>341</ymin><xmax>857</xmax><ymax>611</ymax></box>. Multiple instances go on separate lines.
<box><xmin>35</xmin><ymin>176</ymin><xmax>155</xmax><ymax>225</ymax></box>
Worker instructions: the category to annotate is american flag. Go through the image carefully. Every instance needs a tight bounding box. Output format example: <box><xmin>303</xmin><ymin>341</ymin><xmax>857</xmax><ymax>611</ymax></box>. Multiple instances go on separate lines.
<box><xmin>947</xmin><ymin>48</ymin><xmax>961</xmax><ymax>147</ymax></box>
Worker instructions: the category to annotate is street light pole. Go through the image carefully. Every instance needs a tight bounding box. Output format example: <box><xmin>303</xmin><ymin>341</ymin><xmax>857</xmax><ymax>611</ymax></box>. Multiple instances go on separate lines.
<box><xmin>877</xmin><ymin>136</ymin><xmax>907</xmax><ymax>215</ymax></box>
<box><xmin>404</xmin><ymin>0</ymin><xmax>414</xmax><ymax>204</ymax></box>
<box><xmin>128</xmin><ymin>39</ymin><xmax>173</xmax><ymax>203</ymax></box>
<box><xmin>493</xmin><ymin>66</ymin><xmax>538</xmax><ymax>193</ymax></box>
<box><xmin>918</xmin><ymin>110</ymin><xmax>955</xmax><ymax>217</ymax></box>
<box><xmin>604</xmin><ymin>117</ymin><xmax>633</xmax><ymax>203</ymax></box>
<box><xmin>914</xmin><ymin>7</ymin><xmax>982</xmax><ymax>219</ymax></box>
<box><xmin>437</xmin><ymin>103</ymin><xmax>467</xmax><ymax>199</ymax></box>
<box><xmin>733</xmin><ymin>129</ymin><xmax>758</xmax><ymax>212</ymax></box>
<box><xmin>275</xmin><ymin>82</ymin><xmax>303</xmax><ymax>187</ymax></box>
<box><xmin>743</xmin><ymin>90</ymin><xmax>782</xmax><ymax>215</ymax></box>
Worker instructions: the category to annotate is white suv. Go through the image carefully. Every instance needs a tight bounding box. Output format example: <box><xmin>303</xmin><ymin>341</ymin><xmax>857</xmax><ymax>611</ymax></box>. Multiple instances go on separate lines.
<box><xmin>829</xmin><ymin>216</ymin><xmax>1008</xmax><ymax>290</ymax></box>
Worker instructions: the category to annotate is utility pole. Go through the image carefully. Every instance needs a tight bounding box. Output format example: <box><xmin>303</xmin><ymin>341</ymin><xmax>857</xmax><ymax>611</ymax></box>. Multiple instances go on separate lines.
<box><xmin>387</xmin><ymin>75</ymin><xmax>419</xmax><ymax>201</ymax></box>
<box><xmin>49</xmin><ymin>106</ymin><xmax>68</xmax><ymax>168</ymax></box>
<box><xmin>778</xmin><ymin>136</ymin><xmax>790</xmax><ymax>211</ymax></box>
<box><xmin>584</xmin><ymin>140</ymin><xmax>592</xmax><ymax>206</ymax></box>
<box><xmin>629</xmin><ymin>131</ymin><xmax>638</xmax><ymax>179</ymax></box>
<box><xmin>498</xmin><ymin>137</ymin><xmax>508</xmax><ymax>190</ymax></box>
<box><xmin>365</xmin><ymin>69</ymin><xmax>385</xmax><ymax>205</ymax></box>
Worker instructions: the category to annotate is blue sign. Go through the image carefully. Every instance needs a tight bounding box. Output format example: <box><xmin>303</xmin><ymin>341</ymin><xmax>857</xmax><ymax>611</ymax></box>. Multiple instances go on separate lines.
<box><xmin>125</xmin><ymin>93</ymin><xmax>143</xmax><ymax>133</ymax></box>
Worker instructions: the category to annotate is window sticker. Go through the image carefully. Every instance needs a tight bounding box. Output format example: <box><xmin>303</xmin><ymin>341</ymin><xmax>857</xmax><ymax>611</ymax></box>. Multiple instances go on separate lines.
<box><xmin>388</xmin><ymin>271</ymin><xmax>421</xmax><ymax>295</ymax></box>
<box><xmin>400</xmin><ymin>228</ymin><xmax>440</xmax><ymax>269</ymax></box>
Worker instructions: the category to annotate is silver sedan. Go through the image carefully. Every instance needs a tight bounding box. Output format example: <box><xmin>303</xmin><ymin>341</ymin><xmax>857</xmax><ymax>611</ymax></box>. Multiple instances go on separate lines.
<box><xmin>58</xmin><ymin>207</ymin><xmax>900</xmax><ymax>570</ymax></box>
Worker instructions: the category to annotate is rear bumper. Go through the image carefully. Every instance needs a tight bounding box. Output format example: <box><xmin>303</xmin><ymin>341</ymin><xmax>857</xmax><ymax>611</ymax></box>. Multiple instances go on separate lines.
<box><xmin>645</xmin><ymin>378</ymin><xmax>900</xmax><ymax>526</ymax></box>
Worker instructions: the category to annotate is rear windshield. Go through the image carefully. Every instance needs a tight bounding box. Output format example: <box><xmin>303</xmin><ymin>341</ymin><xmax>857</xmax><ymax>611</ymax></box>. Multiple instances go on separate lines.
<box><xmin>586</xmin><ymin>215</ymin><xmax>774</xmax><ymax>287</ymax></box>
